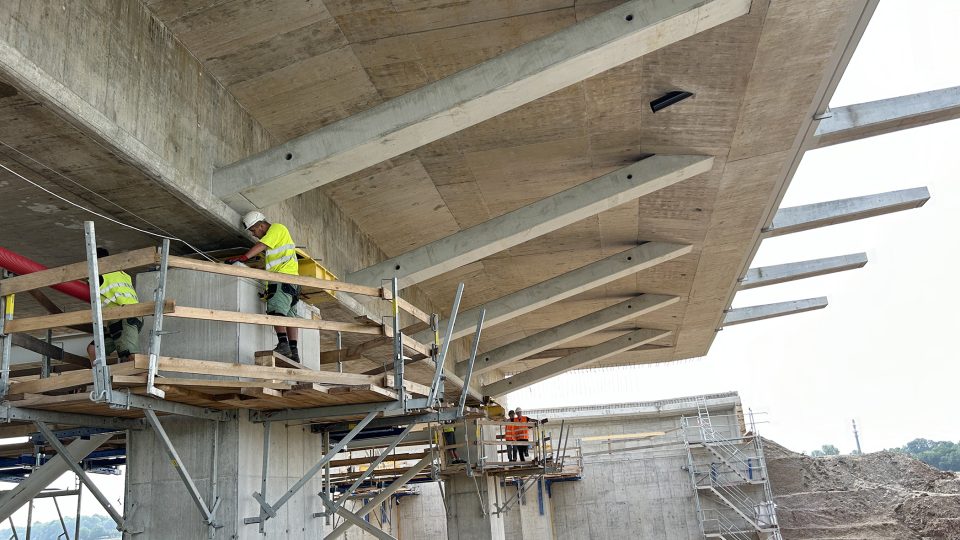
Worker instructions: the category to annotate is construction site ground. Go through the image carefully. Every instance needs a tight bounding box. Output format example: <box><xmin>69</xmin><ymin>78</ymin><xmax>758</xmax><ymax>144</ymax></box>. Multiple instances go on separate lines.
<box><xmin>765</xmin><ymin>439</ymin><xmax>960</xmax><ymax>539</ymax></box>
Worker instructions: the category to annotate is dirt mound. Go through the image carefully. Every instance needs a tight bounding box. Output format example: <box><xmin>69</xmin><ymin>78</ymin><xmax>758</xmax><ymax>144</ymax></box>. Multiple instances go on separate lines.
<box><xmin>765</xmin><ymin>439</ymin><xmax>960</xmax><ymax>539</ymax></box>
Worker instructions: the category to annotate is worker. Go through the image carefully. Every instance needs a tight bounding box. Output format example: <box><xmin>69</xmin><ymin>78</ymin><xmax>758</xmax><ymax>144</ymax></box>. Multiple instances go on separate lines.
<box><xmin>442</xmin><ymin>422</ymin><xmax>464</xmax><ymax>465</ymax></box>
<box><xmin>226</xmin><ymin>211</ymin><xmax>302</xmax><ymax>362</ymax></box>
<box><xmin>505</xmin><ymin>409</ymin><xmax>520</xmax><ymax>462</ymax></box>
<box><xmin>514</xmin><ymin>407</ymin><xmax>533</xmax><ymax>462</ymax></box>
<box><xmin>87</xmin><ymin>247</ymin><xmax>143</xmax><ymax>365</ymax></box>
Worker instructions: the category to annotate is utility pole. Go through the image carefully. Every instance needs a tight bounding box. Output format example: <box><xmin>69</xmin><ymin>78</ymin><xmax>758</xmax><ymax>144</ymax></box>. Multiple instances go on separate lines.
<box><xmin>852</xmin><ymin>419</ymin><xmax>862</xmax><ymax>455</ymax></box>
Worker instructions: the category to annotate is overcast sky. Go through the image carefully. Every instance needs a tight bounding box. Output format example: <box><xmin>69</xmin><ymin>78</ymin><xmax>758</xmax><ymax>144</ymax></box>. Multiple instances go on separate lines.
<box><xmin>510</xmin><ymin>0</ymin><xmax>960</xmax><ymax>455</ymax></box>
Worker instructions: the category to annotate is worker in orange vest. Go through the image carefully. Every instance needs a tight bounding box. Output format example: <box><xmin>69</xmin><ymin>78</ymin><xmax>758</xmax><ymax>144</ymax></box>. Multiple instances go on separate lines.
<box><xmin>505</xmin><ymin>409</ymin><xmax>521</xmax><ymax>462</ymax></box>
<box><xmin>514</xmin><ymin>407</ymin><xmax>533</xmax><ymax>462</ymax></box>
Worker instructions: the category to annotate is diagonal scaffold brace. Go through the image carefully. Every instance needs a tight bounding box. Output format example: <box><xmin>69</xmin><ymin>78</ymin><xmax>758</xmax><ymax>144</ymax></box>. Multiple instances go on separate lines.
<box><xmin>143</xmin><ymin>410</ymin><xmax>222</xmax><ymax>534</ymax></box>
<box><xmin>32</xmin><ymin>422</ymin><xmax>138</xmax><ymax>534</ymax></box>
<box><xmin>244</xmin><ymin>408</ymin><xmax>383</xmax><ymax>527</ymax></box>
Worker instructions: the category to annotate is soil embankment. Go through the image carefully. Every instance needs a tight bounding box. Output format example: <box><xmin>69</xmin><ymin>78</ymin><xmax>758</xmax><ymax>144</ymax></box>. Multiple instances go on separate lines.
<box><xmin>765</xmin><ymin>439</ymin><xmax>960</xmax><ymax>539</ymax></box>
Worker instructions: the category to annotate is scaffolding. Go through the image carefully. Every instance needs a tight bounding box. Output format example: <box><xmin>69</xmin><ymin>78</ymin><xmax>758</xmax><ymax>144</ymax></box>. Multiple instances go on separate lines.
<box><xmin>682</xmin><ymin>396</ymin><xmax>782</xmax><ymax>540</ymax></box>
<box><xmin>0</xmin><ymin>221</ymin><xmax>485</xmax><ymax>539</ymax></box>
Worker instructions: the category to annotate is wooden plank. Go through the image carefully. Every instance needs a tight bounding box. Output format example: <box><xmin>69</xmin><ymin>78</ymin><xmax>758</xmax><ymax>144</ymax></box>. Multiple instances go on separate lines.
<box><xmin>381</xmin><ymin>290</ymin><xmax>431</xmax><ymax>324</ymax></box>
<box><xmin>11</xmin><ymin>333</ymin><xmax>89</xmax><ymax>367</ymax></box>
<box><xmin>0</xmin><ymin>247</ymin><xmax>159</xmax><ymax>296</ymax></box>
<box><xmin>11</xmin><ymin>362</ymin><xmax>143</xmax><ymax>394</ymax></box>
<box><xmin>111</xmin><ymin>375</ymin><xmax>292</xmax><ymax>392</ymax></box>
<box><xmin>329</xmin><ymin>452</ymin><xmax>427</xmax><ymax>468</ymax></box>
<box><xmin>131</xmin><ymin>355</ymin><xmax>380</xmax><ymax>386</ymax></box>
<box><xmin>154</xmin><ymin>385</ymin><xmax>235</xmax><ymax>409</ymax></box>
<box><xmin>327</xmin><ymin>384</ymin><xmax>397</xmax><ymax>403</ymax></box>
<box><xmin>383</xmin><ymin>378</ymin><xmax>431</xmax><ymax>398</ymax></box>
<box><xmin>283</xmin><ymin>383</ymin><xmax>337</xmax><ymax>406</ymax></box>
<box><xmin>26</xmin><ymin>290</ymin><xmax>93</xmax><ymax>333</ymax></box>
<box><xmin>5</xmin><ymin>301</ymin><xmax>174</xmax><ymax>334</ymax></box>
<box><xmin>166</xmin><ymin>255</ymin><xmax>382</xmax><ymax>297</ymax></box>
<box><xmin>254</xmin><ymin>350</ymin><xmax>304</xmax><ymax>370</ymax></box>
<box><xmin>167</xmin><ymin>306</ymin><xmax>382</xmax><ymax>335</ymax></box>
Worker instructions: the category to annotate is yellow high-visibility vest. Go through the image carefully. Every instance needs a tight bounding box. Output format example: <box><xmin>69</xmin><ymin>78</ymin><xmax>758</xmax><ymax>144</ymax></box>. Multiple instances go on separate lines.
<box><xmin>260</xmin><ymin>223</ymin><xmax>298</xmax><ymax>276</ymax></box>
<box><xmin>99</xmin><ymin>271</ymin><xmax>138</xmax><ymax>308</ymax></box>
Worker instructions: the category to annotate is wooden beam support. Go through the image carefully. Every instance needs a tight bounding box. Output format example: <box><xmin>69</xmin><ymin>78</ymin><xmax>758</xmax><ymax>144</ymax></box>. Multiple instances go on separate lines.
<box><xmin>131</xmin><ymin>355</ymin><xmax>381</xmax><ymax>386</ymax></box>
<box><xmin>5</xmin><ymin>301</ymin><xmax>174</xmax><ymax>334</ymax></box>
<box><xmin>10</xmin><ymin>334</ymin><xmax>89</xmax><ymax>367</ymax></box>
<box><xmin>10</xmin><ymin>362</ymin><xmax>142</xmax><ymax>395</ymax></box>
<box><xmin>167</xmin><ymin>306</ymin><xmax>382</xmax><ymax>335</ymax></box>
<box><xmin>166</xmin><ymin>255</ymin><xmax>382</xmax><ymax>297</ymax></box>
<box><xmin>0</xmin><ymin>247</ymin><xmax>158</xmax><ymax>297</ymax></box>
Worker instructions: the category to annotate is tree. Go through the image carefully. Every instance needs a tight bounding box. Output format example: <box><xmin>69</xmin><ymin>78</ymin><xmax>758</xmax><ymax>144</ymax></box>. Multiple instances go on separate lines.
<box><xmin>810</xmin><ymin>444</ymin><xmax>840</xmax><ymax>457</ymax></box>
<box><xmin>899</xmin><ymin>438</ymin><xmax>960</xmax><ymax>472</ymax></box>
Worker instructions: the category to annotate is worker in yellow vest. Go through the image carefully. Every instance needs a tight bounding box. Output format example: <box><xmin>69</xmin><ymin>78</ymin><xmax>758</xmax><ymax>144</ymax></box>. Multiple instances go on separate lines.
<box><xmin>86</xmin><ymin>247</ymin><xmax>143</xmax><ymax>365</ymax></box>
<box><xmin>226</xmin><ymin>211</ymin><xmax>302</xmax><ymax>362</ymax></box>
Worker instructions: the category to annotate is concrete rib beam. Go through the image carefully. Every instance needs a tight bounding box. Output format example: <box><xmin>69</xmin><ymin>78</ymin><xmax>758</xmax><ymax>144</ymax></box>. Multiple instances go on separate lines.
<box><xmin>762</xmin><ymin>187</ymin><xmax>929</xmax><ymax>238</ymax></box>
<box><xmin>412</xmin><ymin>242</ymin><xmax>691</xmax><ymax>344</ymax></box>
<box><xmin>212</xmin><ymin>0</ymin><xmax>751</xmax><ymax>210</ymax></box>
<box><xmin>814</xmin><ymin>86</ymin><xmax>960</xmax><ymax>148</ymax></box>
<box><xmin>723</xmin><ymin>297</ymin><xmax>828</xmax><ymax>326</ymax></box>
<box><xmin>348</xmin><ymin>155</ymin><xmax>713</xmax><ymax>288</ymax></box>
<box><xmin>482</xmin><ymin>329</ymin><xmax>672</xmax><ymax>397</ymax></box>
<box><xmin>458</xmin><ymin>294</ymin><xmax>679</xmax><ymax>376</ymax></box>
<box><xmin>738</xmin><ymin>252</ymin><xmax>868</xmax><ymax>290</ymax></box>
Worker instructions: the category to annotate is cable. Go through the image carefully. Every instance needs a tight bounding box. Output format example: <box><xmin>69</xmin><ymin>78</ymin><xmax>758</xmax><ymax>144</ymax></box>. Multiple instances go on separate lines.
<box><xmin>0</xmin><ymin>145</ymin><xmax>225</xmax><ymax>264</ymax></box>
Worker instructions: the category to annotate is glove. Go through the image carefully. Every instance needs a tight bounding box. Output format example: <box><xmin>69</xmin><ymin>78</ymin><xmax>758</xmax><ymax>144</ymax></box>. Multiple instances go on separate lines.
<box><xmin>225</xmin><ymin>255</ymin><xmax>249</xmax><ymax>264</ymax></box>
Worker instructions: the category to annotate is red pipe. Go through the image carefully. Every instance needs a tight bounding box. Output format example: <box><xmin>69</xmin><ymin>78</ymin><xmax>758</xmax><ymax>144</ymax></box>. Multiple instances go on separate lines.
<box><xmin>0</xmin><ymin>247</ymin><xmax>91</xmax><ymax>302</ymax></box>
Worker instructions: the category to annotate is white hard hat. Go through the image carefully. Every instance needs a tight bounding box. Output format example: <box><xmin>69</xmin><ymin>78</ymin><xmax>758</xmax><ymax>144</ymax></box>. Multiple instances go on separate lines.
<box><xmin>242</xmin><ymin>210</ymin><xmax>266</xmax><ymax>229</ymax></box>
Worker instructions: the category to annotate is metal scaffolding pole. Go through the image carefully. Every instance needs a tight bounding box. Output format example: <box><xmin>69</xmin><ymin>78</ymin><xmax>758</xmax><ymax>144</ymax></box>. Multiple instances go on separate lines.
<box><xmin>143</xmin><ymin>411</ymin><xmax>221</xmax><ymax>533</ymax></box>
<box><xmin>320</xmin><ymin>495</ymin><xmax>395</xmax><ymax>540</ymax></box>
<box><xmin>427</xmin><ymin>283</ymin><xmax>463</xmax><ymax>405</ymax></box>
<box><xmin>247</xmin><ymin>409</ymin><xmax>381</xmax><ymax>525</ymax></box>
<box><xmin>32</xmin><ymin>423</ymin><xmax>126</xmax><ymax>532</ymax></box>
<box><xmin>0</xmin><ymin>271</ymin><xmax>14</xmax><ymax>398</ymax></box>
<box><xmin>325</xmin><ymin>453</ymin><xmax>434</xmax><ymax>540</ymax></box>
<box><xmin>332</xmin><ymin>424</ymin><xmax>415</xmax><ymax>511</ymax></box>
<box><xmin>457</xmin><ymin>309</ymin><xmax>485</xmax><ymax>416</ymax></box>
<box><xmin>83</xmin><ymin>222</ymin><xmax>112</xmax><ymax>403</ymax></box>
<box><xmin>145</xmin><ymin>239</ymin><xmax>170</xmax><ymax>398</ymax></box>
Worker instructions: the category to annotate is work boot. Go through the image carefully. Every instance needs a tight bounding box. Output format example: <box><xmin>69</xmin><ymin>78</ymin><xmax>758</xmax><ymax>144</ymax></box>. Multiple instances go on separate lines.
<box><xmin>274</xmin><ymin>341</ymin><xmax>293</xmax><ymax>359</ymax></box>
<box><xmin>290</xmin><ymin>348</ymin><xmax>301</xmax><ymax>363</ymax></box>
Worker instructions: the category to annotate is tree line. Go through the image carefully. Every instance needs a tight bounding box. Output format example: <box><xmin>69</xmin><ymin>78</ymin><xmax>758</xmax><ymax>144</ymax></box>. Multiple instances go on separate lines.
<box><xmin>0</xmin><ymin>514</ymin><xmax>119</xmax><ymax>540</ymax></box>
<box><xmin>805</xmin><ymin>438</ymin><xmax>960</xmax><ymax>472</ymax></box>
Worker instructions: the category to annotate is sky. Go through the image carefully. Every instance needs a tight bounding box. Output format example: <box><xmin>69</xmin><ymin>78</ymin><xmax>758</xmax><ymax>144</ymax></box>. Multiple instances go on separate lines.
<box><xmin>1</xmin><ymin>0</ymin><xmax>958</xmax><ymax>530</ymax></box>
<box><xmin>508</xmin><ymin>0</ymin><xmax>960</xmax><ymax>455</ymax></box>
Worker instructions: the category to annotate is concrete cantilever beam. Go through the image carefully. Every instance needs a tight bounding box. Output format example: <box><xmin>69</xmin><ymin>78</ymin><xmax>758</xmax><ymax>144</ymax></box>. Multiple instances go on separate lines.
<box><xmin>458</xmin><ymin>294</ymin><xmax>679</xmax><ymax>377</ymax></box>
<box><xmin>814</xmin><ymin>86</ymin><xmax>960</xmax><ymax>148</ymax></box>
<box><xmin>762</xmin><ymin>187</ymin><xmax>929</xmax><ymax>238</ymax></box>
<box><xmin>212</xmin><ymin>0</ymin><xmax>751</xmax><ymax>211</ymax></box>
<box><xmin>738</xmin><ymin>253</ymin><xmax>868</xmax><ymax>290</ymax></box>
<box><xmin>722</xmin><ymin>297</ymin><xmax>828</xmax><ymax>326</ymax></box>
<box><xmin>348</xmin><ymin>155</ymin><xmax>713</xmax><ymax>288</ymax></box>
<box><xmin>482</xmin><ymin>328</ymin><xmax>672</xmax><ymax>397</ymax></box>
<box><xmin>412</xmin><ymin>242</ymin><xmax>692</xmax><ymax>344</ymax></box>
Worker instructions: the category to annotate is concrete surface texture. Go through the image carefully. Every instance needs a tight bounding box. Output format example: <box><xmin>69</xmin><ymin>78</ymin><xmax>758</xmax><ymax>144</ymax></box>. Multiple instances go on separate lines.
<box><xmin>517</xmin><ymin>394</ymin><xmax>745</xmax><ymax>539</ymax></box>
<box><xmin>0</xmin><ymin>0</ymin><xmax>881</xmax><ymax>383</ymax></box>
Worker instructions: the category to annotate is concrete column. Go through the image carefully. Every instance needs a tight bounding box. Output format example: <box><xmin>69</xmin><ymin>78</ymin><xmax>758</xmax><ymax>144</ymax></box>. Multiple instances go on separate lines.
<box><xmin>123</xmin><ymin>269</ymin><xmax>332</xmax><ymax>539</ymax></box>
<box><xmin>444</xmin><ymin>474</ymin><xmax>506</xmax><ymax>540</ymax></box>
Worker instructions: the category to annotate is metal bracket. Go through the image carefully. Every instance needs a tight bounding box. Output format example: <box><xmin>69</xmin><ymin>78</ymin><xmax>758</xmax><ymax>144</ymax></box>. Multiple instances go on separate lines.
<box><xmin>143</xmin><ymin>411</ymin><xmax>222</xmax><ymax>531</ymax></box>
<box><xmin>457</xmin><ymin>309</ymin><xmax>485</xmax><ymax>416</ymax></box>
<box><xmin>813</xmin><ymin>108</ymin><xmax>833</xmax><ymax>120</ymax></box>
<box><xmin>320</xmin><ymin>495</ymin><xmax>396</xmax><ymax>540</ymax></box>
<box><xmin>145</xmin><ymin>240</ymin><xmax>171</xmax><ymax>399</ymax></box>
<box><xmin>83</xmin><ymin>222</ymin><xmax>113</xmax><ymax>403</ymax></box>
<box><xmin>428</xmin><ymin>283</ymin><xmax>463</xmax><ymax>406</ymax></box>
